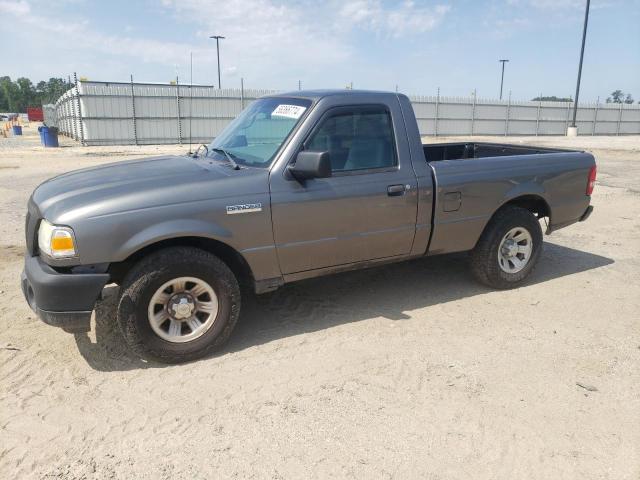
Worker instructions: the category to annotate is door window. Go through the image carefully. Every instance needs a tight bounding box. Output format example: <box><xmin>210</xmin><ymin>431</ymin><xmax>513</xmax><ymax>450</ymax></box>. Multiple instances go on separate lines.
<box><xmin>306</xmin><ymin>107</ymin><xmax>397</xmax><ymax>172</ymax></box>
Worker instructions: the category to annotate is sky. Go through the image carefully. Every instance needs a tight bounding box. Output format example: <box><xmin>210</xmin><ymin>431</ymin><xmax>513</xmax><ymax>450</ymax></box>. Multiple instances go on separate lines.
<box><xmin>0</xmin><ymin>0</ymin><xmax>638</xmax><ymax>101</ymax></box>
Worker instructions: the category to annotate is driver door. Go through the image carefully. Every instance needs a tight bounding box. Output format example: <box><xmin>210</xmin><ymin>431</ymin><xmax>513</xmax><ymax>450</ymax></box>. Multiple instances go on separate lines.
<box><xmin>269</xmin><ymin>103</ymin><xmax>418</xmax><ymax>275</ymax></box>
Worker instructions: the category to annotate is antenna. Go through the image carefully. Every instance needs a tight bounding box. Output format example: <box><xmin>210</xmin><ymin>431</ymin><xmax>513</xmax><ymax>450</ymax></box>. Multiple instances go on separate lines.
<box><xmin>189</xmin><ymin>52</ymin><xmax>193</xmax><ymax>155</ymax></box>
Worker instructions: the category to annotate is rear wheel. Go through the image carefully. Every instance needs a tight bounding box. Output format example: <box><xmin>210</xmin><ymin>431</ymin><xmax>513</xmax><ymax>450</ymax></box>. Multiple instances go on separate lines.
<box><xmin>117</xmin><ymin>247</ymin><xmax>240</xmax><ymax>363</ymax></box>
<box><xmin>470</xmin><ymin>206</ymin><xmax>543</xmax><ymax>289</ymax></box>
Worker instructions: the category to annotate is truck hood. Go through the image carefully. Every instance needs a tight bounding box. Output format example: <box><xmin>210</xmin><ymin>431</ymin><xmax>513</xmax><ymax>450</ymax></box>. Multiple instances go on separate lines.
<box><xmin>32</xmin><ymin>155</ymin><xmax>268</xmax><ymax>224</ymax></box>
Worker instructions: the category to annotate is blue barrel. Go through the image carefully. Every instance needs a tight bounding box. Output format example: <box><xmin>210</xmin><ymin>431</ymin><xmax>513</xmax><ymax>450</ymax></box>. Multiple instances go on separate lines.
<box><xmin>41</xmin><ymin>126</ymin><xmax>59</xmax><ymax>148</ymax></box>
<box><xmin>12</xmin><ymin>125</ymin><xmax>22</xmax><ymax>135</ymax></box>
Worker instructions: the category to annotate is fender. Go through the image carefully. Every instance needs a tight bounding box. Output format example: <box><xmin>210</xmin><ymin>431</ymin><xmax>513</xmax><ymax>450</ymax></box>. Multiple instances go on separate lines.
<box><xmin>501</xmin><ymin>181</ymin><xmax>547</xmax><ymax>205</ymax></box>
<box><xmin>114</xmin><ymin>219</ymin><xmax>233</xmax><ymax>262</ymax></box>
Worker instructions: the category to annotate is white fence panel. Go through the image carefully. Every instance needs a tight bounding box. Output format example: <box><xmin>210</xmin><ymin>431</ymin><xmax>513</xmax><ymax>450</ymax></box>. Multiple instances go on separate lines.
<box><xmin>43</xmin><ymin>81</ymin><xmax>640</xmax><ymax>145</ymax></box>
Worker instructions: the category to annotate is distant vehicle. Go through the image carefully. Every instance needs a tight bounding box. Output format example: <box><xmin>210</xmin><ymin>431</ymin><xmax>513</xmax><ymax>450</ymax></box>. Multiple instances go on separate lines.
<box><xmin>21</xmin><ymin>90</ymin><xmax>596</xmax><ymax>363</ymax></box>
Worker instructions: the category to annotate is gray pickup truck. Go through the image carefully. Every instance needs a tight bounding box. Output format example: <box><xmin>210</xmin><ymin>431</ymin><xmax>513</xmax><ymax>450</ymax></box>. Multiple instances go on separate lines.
<box><xmin>21</xmin><ymin>90</ymin><xmax>596</xmax><ymax>363</ymax></box>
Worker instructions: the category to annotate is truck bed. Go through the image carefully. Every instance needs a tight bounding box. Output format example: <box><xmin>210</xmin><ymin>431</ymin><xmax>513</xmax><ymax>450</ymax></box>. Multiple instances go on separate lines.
<box><xmin>422</xmin><ymin>141</ymin><xmax>594</xmax><ymax>256</ymax></box>
<box><xmin>423</xmin><ymin>142</ymin><xmax>573</xmax><ymax>162</ymax></box>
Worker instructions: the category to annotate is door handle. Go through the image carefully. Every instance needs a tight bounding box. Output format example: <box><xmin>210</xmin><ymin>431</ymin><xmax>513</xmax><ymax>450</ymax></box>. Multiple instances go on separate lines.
<box><xmin>387</xmin><ymin>184</ymin><xmax>406</xmax><ymax>196</ymax></box>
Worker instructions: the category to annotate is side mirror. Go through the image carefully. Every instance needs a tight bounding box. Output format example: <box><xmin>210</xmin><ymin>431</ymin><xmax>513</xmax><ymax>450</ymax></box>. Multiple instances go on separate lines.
<box><xmin>288</xmin><ymin>151</ymin><xmax>332</xmax><ymax>180</ymax></box>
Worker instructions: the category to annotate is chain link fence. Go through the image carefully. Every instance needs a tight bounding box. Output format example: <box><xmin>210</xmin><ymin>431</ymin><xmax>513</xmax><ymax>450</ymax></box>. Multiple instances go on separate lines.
<box><xmin>43</xmin><ymin>79</ymin><xmax>640</xmax><ymax>146</ymax></box>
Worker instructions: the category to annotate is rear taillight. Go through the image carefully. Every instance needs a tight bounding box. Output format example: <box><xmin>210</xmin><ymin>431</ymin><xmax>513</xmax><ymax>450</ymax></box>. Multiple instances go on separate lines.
<box><xmin>586</xmin><ymin>165</ymin><xmax>597</xmax><ymax>196</ymax></box>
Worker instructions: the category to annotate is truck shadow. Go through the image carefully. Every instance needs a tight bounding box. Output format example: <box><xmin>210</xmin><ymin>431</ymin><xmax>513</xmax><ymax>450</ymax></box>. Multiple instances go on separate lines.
<box><xmin>75</xmin><ymin>242</ymin><xmax>613</xmax><ymax>372</ymax></box>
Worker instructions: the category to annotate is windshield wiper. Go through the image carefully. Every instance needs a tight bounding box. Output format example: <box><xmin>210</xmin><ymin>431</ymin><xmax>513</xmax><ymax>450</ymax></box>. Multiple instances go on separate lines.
<box><xmin>192</xmin><ymin>144</ymin><xmax>208</xmax><ymax>158</ymax></box>
<box><xmin>210</xmin><ymin>148</ymin><xmax>240</xmax><ymax>170</ymax></box>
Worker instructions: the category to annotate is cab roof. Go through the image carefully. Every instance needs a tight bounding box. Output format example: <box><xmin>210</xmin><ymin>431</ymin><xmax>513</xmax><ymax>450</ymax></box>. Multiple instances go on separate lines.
<box><xmin>267</xmin><ymin>89</ymin><xmax>400</xmax><ymax>101</ymax></box>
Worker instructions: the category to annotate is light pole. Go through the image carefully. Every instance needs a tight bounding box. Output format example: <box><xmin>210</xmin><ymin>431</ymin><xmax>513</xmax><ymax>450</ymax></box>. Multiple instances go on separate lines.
<box><xmin>209</xmin><ymin>35</ymin><xmax>225</xmax><ymax>89</ymax></box>
<box><xmin>499</xmin><ymin>59</ymin><xmax>509</xmax><ymax>100</ymax></box>
<box><xmin>569</xmin><ymin>0</ymin><xmax>591</xmax><ymax>135</ymax></box>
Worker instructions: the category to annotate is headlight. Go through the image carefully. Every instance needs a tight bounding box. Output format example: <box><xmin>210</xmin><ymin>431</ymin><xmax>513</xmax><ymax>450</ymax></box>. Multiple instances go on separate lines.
<box><xmin>38</xmin><ymin>219</ymin><xmax>77</xmax><ymax>258</ymax></box>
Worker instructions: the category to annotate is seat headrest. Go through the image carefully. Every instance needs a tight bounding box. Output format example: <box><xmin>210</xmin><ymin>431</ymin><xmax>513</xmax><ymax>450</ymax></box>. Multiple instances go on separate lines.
<box><xmin>355</xmin><ymin>114</ymin><xmax>388</xmax><ymax>137</ymax></box>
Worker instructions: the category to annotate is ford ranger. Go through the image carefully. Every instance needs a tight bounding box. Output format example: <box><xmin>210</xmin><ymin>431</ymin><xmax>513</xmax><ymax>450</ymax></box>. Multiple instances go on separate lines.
<box><xmin>21</xmin><ymin>90</ymin><xmax>596</xmax><ymax>363</ymax></box>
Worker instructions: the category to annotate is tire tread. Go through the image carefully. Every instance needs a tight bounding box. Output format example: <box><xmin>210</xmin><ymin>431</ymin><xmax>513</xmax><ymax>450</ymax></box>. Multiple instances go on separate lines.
<box><xmin>117</xmin><ymin>247</ymin><xmax>240</xmax><ymax>363</ymax></box>
<box><xmin>470</xmin><ymin>206</ymin><xmax>543</xmax><ymax>289</ymax></box>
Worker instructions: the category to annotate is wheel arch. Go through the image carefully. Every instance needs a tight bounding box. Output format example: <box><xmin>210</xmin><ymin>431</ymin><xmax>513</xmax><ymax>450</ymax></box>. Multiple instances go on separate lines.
<box><xmin>499</xmin><ymin>194</ymin><xmax>551</xmax><ymax>221</ymax></box>
<box><xmin>109</xmin><ymin>236</ymin><xmax>254</xmax><ymax>290</ymax></box>
<box><xmin>473</xmin><ymin>194</ymin><xmax>550</xmax><ymax>249</ymax></box>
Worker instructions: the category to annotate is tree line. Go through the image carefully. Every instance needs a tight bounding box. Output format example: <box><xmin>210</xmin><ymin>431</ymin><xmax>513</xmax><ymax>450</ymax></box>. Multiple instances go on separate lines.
<box><xmin>531</xmin><ymin>91</ymin><xmax>636</xmax><ymax>104</ymax></box>
<box><xmin>605</xmin><ymin>90</ymin><xmax>635</xmax><ymax>104</ymax></box>
<box><xmin>1</xmin><ymin>75</ymin><xmax>637</xmax><ymax>112</ymax></box>
<box><xmin>0</xmin><ymin>76</ymin><xmax>72</xmax><ymax>113</ymax></box>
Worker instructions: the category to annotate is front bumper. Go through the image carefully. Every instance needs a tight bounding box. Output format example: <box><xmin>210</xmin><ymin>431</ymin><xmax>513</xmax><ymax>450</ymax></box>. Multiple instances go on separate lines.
<box><xmin>21</xmin><ymin>255</ymin><xmax>110</xmax><ymax>333</ymax></box>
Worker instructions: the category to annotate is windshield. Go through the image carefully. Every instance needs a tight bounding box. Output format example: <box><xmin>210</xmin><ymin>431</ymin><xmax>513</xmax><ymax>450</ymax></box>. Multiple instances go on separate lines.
<box><xmin>208</xmin><ymin>97</ymin><xmax>312</xmax><ymax>168</ymax></box>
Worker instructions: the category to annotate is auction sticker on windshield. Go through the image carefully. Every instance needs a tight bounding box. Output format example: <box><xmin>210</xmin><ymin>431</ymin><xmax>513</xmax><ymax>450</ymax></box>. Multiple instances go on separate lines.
<box><xmin>272</xmin><ymin>104</ymin><xmax>307</xmax><ymax>119</ymax></box>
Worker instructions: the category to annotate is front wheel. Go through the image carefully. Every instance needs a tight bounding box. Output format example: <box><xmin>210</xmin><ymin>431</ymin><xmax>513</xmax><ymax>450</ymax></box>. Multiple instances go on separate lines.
<box><xmin>470</xmin><ymin>206</ymin><xmax>543</xmax><ymax>289</ymax></box>
<box><xmin>117</xmin><ymin>247</ymin><xmax>240</xmax><ymax>363</ymax></box>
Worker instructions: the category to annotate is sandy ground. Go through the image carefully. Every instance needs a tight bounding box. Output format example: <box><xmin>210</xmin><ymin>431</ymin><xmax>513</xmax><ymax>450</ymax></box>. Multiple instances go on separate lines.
<box><xmin>1</xmin><ymin>126</ymin><xmax>639</xmax><ymax>479</ymax></box>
